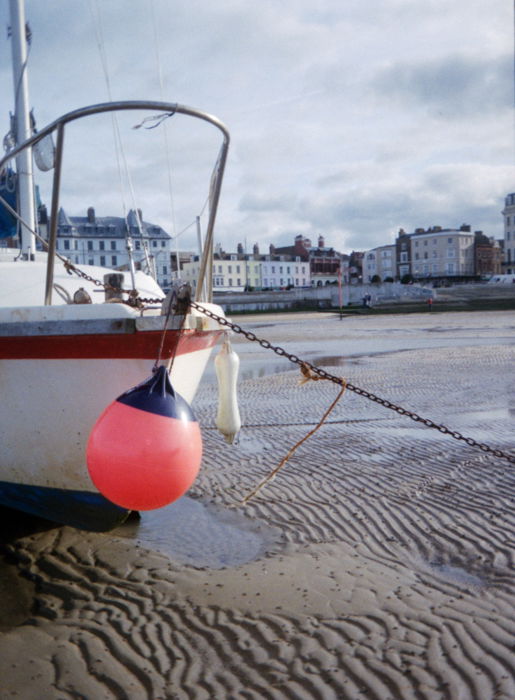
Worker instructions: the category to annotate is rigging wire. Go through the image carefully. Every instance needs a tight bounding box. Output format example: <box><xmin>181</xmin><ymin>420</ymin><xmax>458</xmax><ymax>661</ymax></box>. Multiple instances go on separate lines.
<box><xmin>88</xmin><ymin>0</ymin><xmax>149</xmax><ymax>280</ymax></box>
<box><xmin>150</xmin><ymin>0</ymin><xmax>180</xmax><ymax>279</ymax></box>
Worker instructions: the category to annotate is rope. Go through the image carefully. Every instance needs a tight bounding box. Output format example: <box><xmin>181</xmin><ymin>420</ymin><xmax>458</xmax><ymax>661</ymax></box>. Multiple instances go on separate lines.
<box><xmin>238</xmin><ymin>369</ymin><xmax>348</xmax><ymax>505</ymax></box>
<box><xmin>152</xmin><ymin>289</ymin><xmax>186</xmax><ymax>373</ymax></box>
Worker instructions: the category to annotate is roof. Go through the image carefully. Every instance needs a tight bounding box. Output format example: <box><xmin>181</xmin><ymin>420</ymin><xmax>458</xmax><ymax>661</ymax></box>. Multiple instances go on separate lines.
<box><xmin>56</xmin><ymin>208</ymin><xmax>172</xmax><ymax>240</ymax></box>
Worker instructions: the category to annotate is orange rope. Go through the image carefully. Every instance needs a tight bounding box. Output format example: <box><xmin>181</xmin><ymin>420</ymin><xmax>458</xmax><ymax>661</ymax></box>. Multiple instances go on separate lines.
<box><xmin>239</xmin><ymin>366</ymin><xmax>347</xmax><ymax>505</ymax></box>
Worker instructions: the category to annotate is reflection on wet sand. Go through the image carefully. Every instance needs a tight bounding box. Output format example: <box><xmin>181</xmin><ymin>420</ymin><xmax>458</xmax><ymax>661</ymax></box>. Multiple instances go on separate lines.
<box><xmin>1</xmin><ymin>310</ymin><xmax>514</xmax><ymax>699</ymax></box>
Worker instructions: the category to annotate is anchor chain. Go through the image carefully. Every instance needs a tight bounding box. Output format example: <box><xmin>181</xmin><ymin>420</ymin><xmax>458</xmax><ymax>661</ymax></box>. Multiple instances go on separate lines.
<box><xmin>56</xmin><ymin>260</ymin><xmax>515</xmax><ymax>466</ymax></box>
<box><xmin>189</xmin><ymin>301</ymin><xmax>515</xmax><ymax>466</ymax></box>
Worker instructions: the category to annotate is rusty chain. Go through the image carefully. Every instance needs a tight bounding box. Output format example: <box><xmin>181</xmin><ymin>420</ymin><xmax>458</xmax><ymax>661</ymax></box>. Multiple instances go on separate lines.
<box><xmin>189</xmin><ymin>301</ymin><xmax>515</xmax><ymax>466</ymax></box>
<box><xmin>61</xmin><ymin>262</ymin><xmax>515</xmax><ymax>466</ymax></box>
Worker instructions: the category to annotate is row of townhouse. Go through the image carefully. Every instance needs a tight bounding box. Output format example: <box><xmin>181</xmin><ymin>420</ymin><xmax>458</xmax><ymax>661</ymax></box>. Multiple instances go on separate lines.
<box><xmin>181</xmin><ymin>248</ymin><xmax>311</xmax><ymax>292</ymax></box>
<box><xmin>364</xmin><ymin>225</ymin><xmax>503</xmax><ymax>283</ymax></box>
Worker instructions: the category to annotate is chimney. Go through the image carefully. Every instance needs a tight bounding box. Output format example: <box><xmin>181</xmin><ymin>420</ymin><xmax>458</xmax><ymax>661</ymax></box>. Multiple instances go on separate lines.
<box><xmin>303</xmin><ymin>237</ymin><xmax>311</xmax><ymax>249</ymax></box>
<box><xmin>237</xmin><ymin>242</ymin><xmax>244</xmax><ymax>255</ymax></box>
<box><xmin>87</xmin><ymin>207</ymin><xmax>95</xmax><ymax>224</ymax></box>
<box><xmin>253</xmin><ymin>242</ymin><xmax>259</xmax><ymax>255</ymax></box>
<box><xmin>318</xmin><ymin>235</ymin><xmax>325</xmax><ymax>248</ymax></box>
<box><xmin>269</xmin><ymin>243</ymin><xmax>275</xmax><ymax>254</ymax></box>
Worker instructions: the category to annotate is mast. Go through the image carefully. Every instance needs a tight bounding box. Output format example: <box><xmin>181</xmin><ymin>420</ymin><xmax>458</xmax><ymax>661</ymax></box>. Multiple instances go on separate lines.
<box><xmin>9</xmin><ymin>0</ymin><xmax>36</xmax><ymax>257</ymax></box>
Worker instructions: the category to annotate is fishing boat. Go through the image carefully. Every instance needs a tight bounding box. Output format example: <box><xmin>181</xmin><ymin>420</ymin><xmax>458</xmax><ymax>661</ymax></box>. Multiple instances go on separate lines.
<box><xmin>0</xmin><ymin>2</ymin><xmax>229</xmax><ymax>531</ymax></box>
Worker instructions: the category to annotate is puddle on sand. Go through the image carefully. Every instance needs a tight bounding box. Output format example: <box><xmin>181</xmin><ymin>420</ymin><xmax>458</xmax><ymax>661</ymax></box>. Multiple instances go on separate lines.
<box><xmin>429</xmin><ymin>562</ymin><xmax>486</xmax><ymax>589</ymax></box>
<box><xmin>114</xmin><ymin>496</ymin><xmax>281</xmax><ymax>569</ymax></box>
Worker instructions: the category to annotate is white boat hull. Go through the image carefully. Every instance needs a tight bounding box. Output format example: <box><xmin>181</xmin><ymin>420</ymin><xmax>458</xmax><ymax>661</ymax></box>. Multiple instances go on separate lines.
<box><xmin>0</xmin><ymin>302</ymin><xmax>223</xmax><ymax>530</ymax></box>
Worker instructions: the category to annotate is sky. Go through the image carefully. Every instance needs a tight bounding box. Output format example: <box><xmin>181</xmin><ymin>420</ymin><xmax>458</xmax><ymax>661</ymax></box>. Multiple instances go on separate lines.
<box><xmin>0</xmin><ymin>0</ymin><xmax>513</xmax><ymax>255</ymax></box>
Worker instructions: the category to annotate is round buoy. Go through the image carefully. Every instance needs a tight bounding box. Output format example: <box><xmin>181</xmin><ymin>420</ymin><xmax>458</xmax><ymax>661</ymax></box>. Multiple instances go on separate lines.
<box><xmin>86</xmin><ymin>366</ymin><xmax>202</xmax><ymax>510</ymax></box>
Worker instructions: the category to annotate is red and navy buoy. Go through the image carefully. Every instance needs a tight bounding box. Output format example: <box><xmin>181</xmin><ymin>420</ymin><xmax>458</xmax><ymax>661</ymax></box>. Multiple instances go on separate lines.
<box><xmin>86</xmin><ymin>366</ymin><xmax>202</xmax><ymax>511</ymax></box>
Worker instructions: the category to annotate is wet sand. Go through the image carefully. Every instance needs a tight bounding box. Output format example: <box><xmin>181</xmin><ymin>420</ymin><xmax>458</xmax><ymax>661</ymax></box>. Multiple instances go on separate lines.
<box><xmin>1</xmin><ymin>310</ymin><xmax>514</xmax><ymax>699</ymax></box>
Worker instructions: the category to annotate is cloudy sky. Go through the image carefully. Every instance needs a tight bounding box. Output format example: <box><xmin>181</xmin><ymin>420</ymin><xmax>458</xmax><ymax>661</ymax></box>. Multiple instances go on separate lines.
<box><xmin>0</xmin><ymin>0</ymin><xmax>513</xmax><ymax>254</ymax></box>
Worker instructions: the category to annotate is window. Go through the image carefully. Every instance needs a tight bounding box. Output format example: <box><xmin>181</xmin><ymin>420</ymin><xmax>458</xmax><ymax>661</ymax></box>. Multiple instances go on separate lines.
<box><xmin>447</xmin><ymin>238</ymin><xmax>453</xmax><ymax>244</ymax></box>
<box><xmin>74</xmin><ymin>240</ymin><xmax>78</xmax><ymax>250</ymax></box>
<box><xmin>162</xmin><ymin>265</ymin><xmax>167</xmax><ymax>274</ymax></box>
<box><xmin>135</xmin><ymin>241</ymin><xmax>141</xmax><ymax>250</ymax></box>
<box><xmin>228</xmin><ymin>278</ymin><xmax>233</xmax><ymax>286</ymax></box>
<box><xmin>424</xmin><ymin>252</ymin><xmax>428</xmax><ymax>259</ymax></box>
<box><xmin>400</xmin><ymin>252</ymin><xmax>408</xmax><ymax>262</ymax></box>
<box><xmin>99</xmin><ymin>241</ymin><xmax>105</xmax><ymax>251</ymax></box>
<box><xmin>415</xmin><ymin>253</ymin><xmax>419</xmax><ymax>260</ymax></box>
<box><xmin>64</xmin><ymin>240</ymin><xmax>70</xmax><ymax>250</ymax></box>
<box><xmin>424</xmin><ymin>240</ymin><xmax>428</xmax><ymax>246</ymax></box>
<box><xmin>218</xmin><ymin>265</ymin><xmax>222</xmax><ymax>273</ymax></box>
<box><xmin>237</xmin><ymin>278</ymin><xmax>241</xmax><ymax>285</ymax></box>
<box><xmin>271</xmin><ymin>266</ymin><xmax>275</xmax><ymax>273</ymax></box>
<box><xmin>111</xmin><ymin>255</ymin><xmax>117</xmax><ymax>266</ymax></box>
<box><xmin>100</xmin><ymin>256</ymin><xmax>106</xmax><ymax>266</ymax></box>
<box><xmin>236</xmin><ymin>265</ymin><xmax>240</xmax><ymax>273</ymax></box>
<box><xmin>161</xmin><ymin>241</ymin><xmax>166</xmax><ymax>247</ymax></box>
<box><xmin>152</xmin><ymin>240</ymin><xmax>157</xmax><ymax>248</ymax></box>
<box><xmin>87</xmin><ymin>240</ymin><xmax>93</xmax><ymax>251</ymax></box>
<box><xmin>110</xmin><ymin>241</ymin><xmax>116</xmax><ymax>250</ymax></box>
<box><xmin>88</xmin><ymin>257</ymin><xmax>94</xmax><ymax>266</ymax></box>
<box><xmin>228</xmin><ymin>265</ymin><xmax>232</xmax><ymax>273</ymax></box>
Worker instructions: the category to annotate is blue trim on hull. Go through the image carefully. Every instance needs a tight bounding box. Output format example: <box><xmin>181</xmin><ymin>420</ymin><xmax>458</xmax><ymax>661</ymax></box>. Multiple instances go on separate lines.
<box><xmin>0</xmin><ymin>481</ymin><xmax>130</xmax><ymax>532</ymax></box>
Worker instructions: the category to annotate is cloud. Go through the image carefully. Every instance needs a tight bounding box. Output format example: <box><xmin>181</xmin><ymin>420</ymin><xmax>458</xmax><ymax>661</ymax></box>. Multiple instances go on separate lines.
<box><xmin>374</xmin><ymin>54</ymin><xmax>513</xmax><ymax>118</ymax></box>
<box><xmin>0</xmin><ymin>0</ymin><xmax>512</xmax><ymax>257</ymax></box>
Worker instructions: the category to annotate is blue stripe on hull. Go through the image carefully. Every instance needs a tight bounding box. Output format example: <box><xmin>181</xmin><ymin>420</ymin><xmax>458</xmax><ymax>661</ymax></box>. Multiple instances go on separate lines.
<box><xmin>0</xmin><ymin>481</ymin><xmax>130</xmax><ymax>532</ymax></box>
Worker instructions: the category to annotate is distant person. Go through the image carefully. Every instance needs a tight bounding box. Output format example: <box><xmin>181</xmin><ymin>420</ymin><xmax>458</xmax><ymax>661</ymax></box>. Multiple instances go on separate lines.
<box><xmin>427</xmin><ymin>297</ymin><xmax>433</xmax><ymax>311</ymax></box>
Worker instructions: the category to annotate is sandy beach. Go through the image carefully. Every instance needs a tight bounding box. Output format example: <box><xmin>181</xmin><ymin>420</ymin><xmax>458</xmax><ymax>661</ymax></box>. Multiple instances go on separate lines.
<box><xmin>1</xmin><ymin>309</ymin><xmax>514</xmax><ymax>699</ymax></box>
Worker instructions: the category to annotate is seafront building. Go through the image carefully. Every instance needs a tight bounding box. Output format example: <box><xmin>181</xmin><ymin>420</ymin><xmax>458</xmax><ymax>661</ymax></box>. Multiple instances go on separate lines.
<box><xmin>363</xmin><ymin>245</ymin><xmax>396</xmax><ymax>282</ymax></box>
<box><xmin>397</xmin><ymin>225</ymin><xmax>476</xmax><ymax>282</ymax></box>
<box><xmin>180</xmin><ymin>243</ymin><xmax>311</xmax><ymax>292</ymax></box>
<box><xmin>502</xmin><ymin>193</ymin><xmax>515</xmax><ymax>275</ymax></box>
<box><xmin>53</xmin><ymin>207</ymin><xmax>174</xmax><ymax>290</ymax></box>
<box><xmin>273</xmin><ymin>234</ymin><xmax>348</xmax><ymax>286</ymax></box>
<box><xmin>363</xmin><ymin>224</ymin><xmax>502</xmax><ymax>284</ymax></box>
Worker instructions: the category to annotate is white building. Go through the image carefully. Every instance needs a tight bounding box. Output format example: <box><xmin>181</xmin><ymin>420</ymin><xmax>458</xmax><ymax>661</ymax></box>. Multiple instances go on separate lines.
<box><xmin>502</xmin><ymin>193</ymin><xmax>515</xmax><ymax>274</ymax></box>
<box><xmin>260</xmin><ymin>257</ymin><xmax>310</xmax><ymax>289</ymax></box>
<box><xmin>397</xmin><ymin>225</ymin><xmax>476</xmax><ymax>280</ymax></box>
<box><xmin>55</xmin><ymin>207</ymin><xmax>173</xmax><ymax>290</ymax></box>
<box><xmin>181</xmin><ymin>252</ymin><xmax>310</xmax><ymax>292</ymax></box>
<box><xmin>363</xmin><ymin>244</ymin><xmax>396</xmax><ymax>282</ymax></box>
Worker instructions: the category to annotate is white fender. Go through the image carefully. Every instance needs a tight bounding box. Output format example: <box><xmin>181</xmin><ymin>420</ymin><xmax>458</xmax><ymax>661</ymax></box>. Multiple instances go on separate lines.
<box><xmin>214</xmin><ymin>333</ymin><xmax>241</xmax><ymax>444</ymax></box>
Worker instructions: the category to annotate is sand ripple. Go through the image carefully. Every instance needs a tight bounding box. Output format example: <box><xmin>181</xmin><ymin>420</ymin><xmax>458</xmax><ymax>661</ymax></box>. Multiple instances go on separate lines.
<box><xmin>1</xmin><ymin>339</ymin><xmax>514</xmax><ymax>699</ymax></box>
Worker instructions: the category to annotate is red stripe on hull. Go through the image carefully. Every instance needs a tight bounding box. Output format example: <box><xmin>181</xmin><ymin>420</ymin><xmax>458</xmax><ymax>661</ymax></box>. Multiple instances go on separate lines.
<box><xmin>0</xmin><ymin>329</ymin><xmax>222</xmax><ymax>359</ymax></box>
